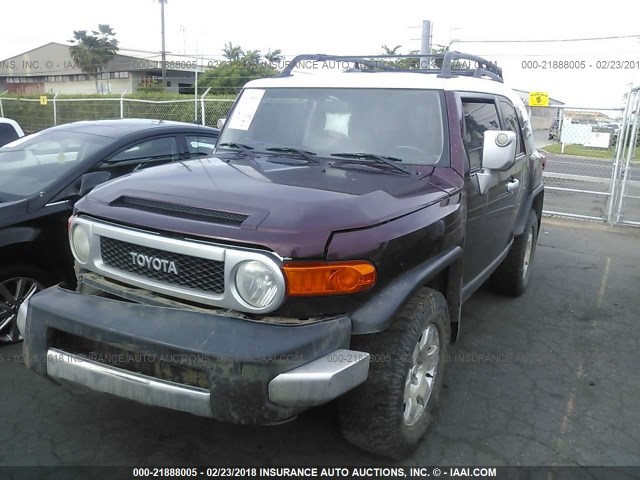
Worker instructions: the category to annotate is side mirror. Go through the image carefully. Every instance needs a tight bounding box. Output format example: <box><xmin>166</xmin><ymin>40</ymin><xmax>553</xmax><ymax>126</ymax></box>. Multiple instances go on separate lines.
<box><xmin>79</xmin><ymin>171</ymin><xmax>111</xmax><ymax>196</ymax></box>
<box><xmin>481</xmin><ymin>130</ymin><xmax>517</xmax><ymax>171</ymax></box>
<box><xmin>216</xmin><ymin>118</ymin><xmax>226</xmax><ymax>129</ymax></box>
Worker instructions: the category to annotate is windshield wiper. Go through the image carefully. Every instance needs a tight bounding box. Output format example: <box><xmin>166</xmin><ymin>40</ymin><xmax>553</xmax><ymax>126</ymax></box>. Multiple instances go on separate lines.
<box><xmin>330</xmin><ymin>152</ymin><xmax>414</xmax><ymax>176</ymax></box>
<box><xmin>265</xmin><ymin>147</ymin><xmax>320</xmax><ymax>164</ymax></box>
<box><xmin>217</xmin><ymin>142</ymin><xmax>255</xmax><ymax>151</ymax></box>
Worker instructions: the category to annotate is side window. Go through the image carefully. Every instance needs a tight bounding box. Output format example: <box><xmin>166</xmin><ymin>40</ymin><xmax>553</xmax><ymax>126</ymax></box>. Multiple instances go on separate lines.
<box><xmin>109</xmin><ymin>137</ymin><xmax>178</xmax><ymax>163</ymax></box>
<box><xmin>499</xmin><ymin>101</ymin><xmax>525</xmax><ymax>155</ymax></box>
<box><xmin>461</xmin><ymin>100</ymin><xmax>501</xmax><ymax>171</ymax></box>
<box><xmin>0</xmin><ymin>124</ymin><xmax>19</xmax><ymax>147</ymax></box>
<box><xmin>186</xmin><ymin>135</ymin><xmax>219</xmax><ymax>157</ymax></box>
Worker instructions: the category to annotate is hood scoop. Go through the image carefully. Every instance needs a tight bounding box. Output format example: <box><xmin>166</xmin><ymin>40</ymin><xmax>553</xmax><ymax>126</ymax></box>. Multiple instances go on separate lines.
<box><xmin>113</xmin><ymin>196</ymin><xmax>249</xmax><ymax>226</ymax></box>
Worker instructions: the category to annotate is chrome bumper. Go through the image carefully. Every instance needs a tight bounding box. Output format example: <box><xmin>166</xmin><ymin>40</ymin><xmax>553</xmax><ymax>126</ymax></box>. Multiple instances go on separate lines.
<box><xmin>46</xmin><ymin>347</ymin><xmax>369</xmax><ymax>416</ymax></box>
<box><xmin>46</xmin><ymin>348</ymin><xmax>213</xmax><ymax>417</ymax></box>
<box><xmin>268</xmin><ymin>349</ymin><xmax>370</xmax><ymax>407</ymax></box>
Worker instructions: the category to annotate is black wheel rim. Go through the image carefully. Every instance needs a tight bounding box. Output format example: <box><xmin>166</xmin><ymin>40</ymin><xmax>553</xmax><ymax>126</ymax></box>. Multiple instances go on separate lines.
<box><xmin>0</xmin><ymin>277</ymin><xmax>42</xmax><ymax>343</ymax></box>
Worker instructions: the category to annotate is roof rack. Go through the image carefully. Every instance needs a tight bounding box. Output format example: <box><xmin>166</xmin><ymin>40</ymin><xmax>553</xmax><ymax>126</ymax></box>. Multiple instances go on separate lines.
<box><xmin>277</xmin><ymin>51</ymin><xmax>503</xmax><ymax>83</ymax></box>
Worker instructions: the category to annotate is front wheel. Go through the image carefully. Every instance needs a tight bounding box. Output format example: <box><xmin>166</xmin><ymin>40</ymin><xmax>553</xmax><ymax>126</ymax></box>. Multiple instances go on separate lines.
<box><xmin>339</xmin><ymin>287</ymin><xmax>450</xmax><ymax>459</ymax></box>
<box><xmin>0</xmin><ymin>265</ymin><xmax>50</xmax><ymax>344</ymax></box>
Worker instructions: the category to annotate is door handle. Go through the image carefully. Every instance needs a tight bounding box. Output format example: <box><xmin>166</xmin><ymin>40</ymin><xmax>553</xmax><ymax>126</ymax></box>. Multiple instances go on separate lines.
<box><xmin>506</xmin><ymin>178</ymin><xmax>519</xmax><ymax>193</ymax></box>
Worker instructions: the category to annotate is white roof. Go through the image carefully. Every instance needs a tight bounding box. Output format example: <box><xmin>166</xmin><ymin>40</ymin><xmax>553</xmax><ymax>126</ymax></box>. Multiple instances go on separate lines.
<box><xmin>246</xmin><ymin>71</ymin><xmax>525</xmax><ymax>107</ymax></box>
<box><xmin>0</xmin><ymin>117</ymin><xmax>24</xmax><ymax>137</ymax></box>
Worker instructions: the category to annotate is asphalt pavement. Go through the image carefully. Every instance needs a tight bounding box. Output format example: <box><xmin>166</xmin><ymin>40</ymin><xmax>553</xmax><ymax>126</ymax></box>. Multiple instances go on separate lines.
<box><xmin>1</xmin><ymin>217</ymin><xmax>639</xmax><ymax>468</ymax></box>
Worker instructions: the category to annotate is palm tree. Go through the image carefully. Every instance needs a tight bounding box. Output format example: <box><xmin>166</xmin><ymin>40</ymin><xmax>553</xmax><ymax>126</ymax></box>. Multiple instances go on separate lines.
<box><xmin>264</xmin><ymin>49</ymin><xmax>283</xmax><ymax>65</ymax></box>
<box><xmin>381</xmin><ymin>44</ymin><xmax>402</xmax><ymax>55</ymax></box>
<box><xmin>242</xmin><ymin>50</ymin><xmax>262</xmax><ymax>66</ymax></box>
<box><xmin>379</xmin><ymin>45</ymin><xmax>420</xmax><ymax>69</ymax></box>
<box><xmin>68</xmin><ymin>24</ymin><xmax>119</xmax><ymax>93</ymax></box>
<box><xmin>222</xmin><ymin>42</ymin><xmax>243</xmax><ymax>61</ymax></box>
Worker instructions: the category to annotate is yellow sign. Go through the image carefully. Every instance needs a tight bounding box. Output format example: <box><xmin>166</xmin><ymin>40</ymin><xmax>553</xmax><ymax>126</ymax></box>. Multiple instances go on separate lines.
<box><xmin>529</xmin><ymin>92</ymin><xmax>549</xmax><ymax>107</ymax></box>
<box><xmin>39</xmin><ymin>95</ymin><xmax>48</xmax><ymax>105</ymax></box>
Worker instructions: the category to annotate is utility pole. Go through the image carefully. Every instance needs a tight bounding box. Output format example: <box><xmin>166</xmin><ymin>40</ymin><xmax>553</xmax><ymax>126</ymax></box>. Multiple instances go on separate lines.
<box><xmin>159</xmin><ymin>0</ymin><xmax>167</xmax><ymax>87</ymax></box>
<box><xmin>420</xmin><ymin>20</ymin><xmax>432</xmax><ymax>69</ymax></box>
<box><xmin>180</xmin><ymin>25</ymin><xmax>186</xmax><ymax>54</ymax></box>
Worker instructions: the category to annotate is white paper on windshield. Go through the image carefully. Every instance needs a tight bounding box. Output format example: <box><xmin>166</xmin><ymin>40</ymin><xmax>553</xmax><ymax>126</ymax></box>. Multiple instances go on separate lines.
<box><xmin>227</xmin><ymin>89</ymin><xmax>265</xmax><ymax>131</ymax></box>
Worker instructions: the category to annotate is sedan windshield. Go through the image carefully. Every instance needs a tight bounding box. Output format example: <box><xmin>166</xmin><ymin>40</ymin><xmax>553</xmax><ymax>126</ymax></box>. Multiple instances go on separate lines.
<box><xmin>218</xmin><ymin>87</ymin><xmax>445</xmax><ymax>165</ymax></box>
<box><xmin>0</xmin><ymin>130</ymin><xmax>111</xmax><ymax>199</ymax></box>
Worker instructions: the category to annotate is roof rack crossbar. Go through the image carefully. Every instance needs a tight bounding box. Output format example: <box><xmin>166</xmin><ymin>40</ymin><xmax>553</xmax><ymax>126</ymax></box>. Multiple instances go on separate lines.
<box><xmin>472</xmin><ymin>68</ymin><xmax>503</xmax><ymax>82</ymax></box>
<box><xmin>276</xmin><ymin>52</ymin><xmax>503</xmax><ymax>82</ymax></box>
<box><xmin>439</xmin><ymin>51</ymin><xmax>503</xmax><ymax>82</ymax></box>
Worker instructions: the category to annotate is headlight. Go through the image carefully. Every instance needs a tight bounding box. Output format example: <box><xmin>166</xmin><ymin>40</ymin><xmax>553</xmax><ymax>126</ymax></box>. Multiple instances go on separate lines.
<box><xmin>235</xmin><ymin>260</ymin><xmax>279</xmax><ymax>309</ymax></box>
<box><xmin>70</xmin><ymin>223</ymin><xmax>91</xmax><ymax>263</ymax></box>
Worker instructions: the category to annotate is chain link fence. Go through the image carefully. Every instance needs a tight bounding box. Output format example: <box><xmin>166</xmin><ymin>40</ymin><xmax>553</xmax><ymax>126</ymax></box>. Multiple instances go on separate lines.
<box><xmin>535</xmin><ymin>103</ymin><xmax>640</xmax><ymax>226</ymax></box>
<box><xmin>0</xmin><ymin>95</ymin><xmax>235</xmax><ymax>134</ymax></box>
<box><xmin>121</xmin><ymin>99</ymin><xmax>197</xmax><ymax>123</ymax></box>
<box><xmin>0</xmin><ymin>97</ymin><xmax>55</xmax><ymax>133</ymax></box>
<box><xmin>610</xmin><ymin>87</ymin><xmax>640</xmax><ymax>226</ymax></box>
<box><xmin>57</xmin><ymin>98</ymin><xmax>121</xmax><ymax>125</ymax></box>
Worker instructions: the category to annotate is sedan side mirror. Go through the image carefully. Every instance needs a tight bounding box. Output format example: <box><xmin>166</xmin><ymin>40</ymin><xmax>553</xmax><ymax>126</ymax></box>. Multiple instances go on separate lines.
<box><xmin>79</xmin><ymin>171</ymin><xmax>111</xmax><ymax>196</ymax></box>
<box><xmin>216</xmin><ymin>118</ymin><xmax>226</xmax><ymax>129</ymax></box>
<box><xmin>481</xmin><ymin>130</ymin><xmax>517</xmax><ymax>171</ymax></box>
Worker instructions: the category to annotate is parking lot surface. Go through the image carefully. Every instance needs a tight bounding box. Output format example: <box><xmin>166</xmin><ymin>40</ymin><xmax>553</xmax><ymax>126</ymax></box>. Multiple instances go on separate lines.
<box><xmin>1</xmin><ymin>217</ymin><xmax>639</xmax><ymax>467</ymax></box>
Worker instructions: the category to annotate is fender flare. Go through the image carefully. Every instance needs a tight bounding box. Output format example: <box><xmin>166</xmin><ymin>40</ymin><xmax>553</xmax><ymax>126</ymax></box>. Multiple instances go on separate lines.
<box><xmin>513</xmin><ymin>182</ymin><xmax>544</xmax><ymax>237</ymax></box>
<box><xmin>350</xmin><ymin>246</ymin><xmax>463</xmax><ymax>335</ymax></box>
<box><xmin>0</xmin><ymin>226</ymin><xmax>40</xmax><ymax>250</ymax></box>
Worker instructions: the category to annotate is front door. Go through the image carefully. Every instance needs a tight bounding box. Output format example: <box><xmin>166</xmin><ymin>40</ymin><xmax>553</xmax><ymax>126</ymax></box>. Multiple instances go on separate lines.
<box><xmin>461</xmin><ymin>96</ymin><xmax>524</xmax><ymax>286</ymax></box>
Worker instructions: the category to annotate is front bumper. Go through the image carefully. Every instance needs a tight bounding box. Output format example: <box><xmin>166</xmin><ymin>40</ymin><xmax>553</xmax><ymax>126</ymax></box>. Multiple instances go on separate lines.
<box><xmin>23</xmin><ymin>286</ymin><xmax>369</xmax><ymax>424</ymax></box>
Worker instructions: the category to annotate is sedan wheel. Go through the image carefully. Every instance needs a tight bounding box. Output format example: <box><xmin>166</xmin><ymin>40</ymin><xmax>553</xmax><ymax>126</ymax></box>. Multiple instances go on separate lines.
<box><xmin>0</xmin><ymin>277</ymin><xmax>43</xmax><ymax>343</ymax></box>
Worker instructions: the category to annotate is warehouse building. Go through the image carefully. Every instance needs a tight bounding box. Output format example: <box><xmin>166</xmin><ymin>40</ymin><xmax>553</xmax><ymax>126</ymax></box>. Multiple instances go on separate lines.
<box><xmin>0</xmin><ymin>42</ymin><xmax>207</xmax><ymax>95</ymax></box>
<box><xmin>514</xmin><ymin>89</ymin><xmax>565</xmax><ymax>130</ymax></box>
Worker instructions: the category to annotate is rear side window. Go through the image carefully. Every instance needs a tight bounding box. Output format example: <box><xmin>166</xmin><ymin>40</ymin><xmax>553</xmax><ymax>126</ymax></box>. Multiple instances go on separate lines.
<box><xmin>186</xmin><ymin>135</ymin><xmax>219</xmax><ymax>157</ymax></box>
<box><xmin>109</xmin><ymin>137</ymin><xmax>178</xmax><ymax>163</ymax></box>
<box><xmin>499</xmin><ymin>101</ymin><xmax>525</xmax><ymax>154</ymax></box>
<box><xmin>461</xmin><ymin>100</ymin><xmax>500</xmax><ymax>170</ymax></box>
<box><xmin>0</xmin><ymin>124</ymin><xmax>19</xmax><ymax>147</ymax></box>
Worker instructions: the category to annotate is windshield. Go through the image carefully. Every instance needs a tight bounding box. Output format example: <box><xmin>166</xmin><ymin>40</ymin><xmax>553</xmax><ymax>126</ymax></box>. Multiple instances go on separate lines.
<box><xmin>218</xmin><ymin>88</ymin><xmax>445</xmax><ymax>165</ymax></box>
<box><xmin>0</xmin><ymin>130</ymin><xmax>111</xmax><ymax>200</ymax></box>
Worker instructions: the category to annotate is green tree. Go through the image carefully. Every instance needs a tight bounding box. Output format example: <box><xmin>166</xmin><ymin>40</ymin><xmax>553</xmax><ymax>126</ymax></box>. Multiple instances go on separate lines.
<box><xmin>381</xmin><ymin>44</ymin><xmax>402</xmax><ymax>55</ymax></box>
<box><xmin>201</xmin><ymin>46</ymin><xmax>278</xmax><ymax>94</ymax></box>
<box><xmin>242</xmin><ymin>50</ymin><xmax>262</xmax><ymax>66</ymax></box>
<box><xmin>378</xmin><ymin>45</ymin><xmax>419</xmax><ymax>70</ymax></box>
<box><xmin>264</xmin><ymin>49</ymin><xmax>283</xmax><ymax>65</ymax></box>
<box><xmin>68</xmin><ymin>24</ymin><xmax>119</xmax><ymax>93</ymax></box>
<box><xmin>432</xmin><ymin>46</ymin><xmax>450</xmax><ymax>69</ymax></box>
<box><xmin>222</xmin><ymin>42</ymin><xmax>243</xmax><ymax>61</ymax></box>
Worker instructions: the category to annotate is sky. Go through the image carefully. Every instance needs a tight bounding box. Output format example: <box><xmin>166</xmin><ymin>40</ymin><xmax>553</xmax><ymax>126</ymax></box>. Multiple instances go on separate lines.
<box><xmin>2</xmin><ymin>0</ymin><xmax>640</xmax><ymax>109</ymax></box>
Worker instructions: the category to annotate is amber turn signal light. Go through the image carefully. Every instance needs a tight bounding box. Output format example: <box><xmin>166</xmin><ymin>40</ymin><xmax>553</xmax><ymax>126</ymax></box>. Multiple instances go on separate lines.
<box><xmin>282</xmin><ymin>261</ymin><xmax>377</xmax><ymax>296</ymax></box>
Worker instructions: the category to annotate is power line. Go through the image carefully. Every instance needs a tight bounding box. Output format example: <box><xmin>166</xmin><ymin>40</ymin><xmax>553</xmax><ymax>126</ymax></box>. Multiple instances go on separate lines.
<box><xmin>454</xmin><ymin>34</ymin><xmax>640</xmax><ymax>43</ymax></box>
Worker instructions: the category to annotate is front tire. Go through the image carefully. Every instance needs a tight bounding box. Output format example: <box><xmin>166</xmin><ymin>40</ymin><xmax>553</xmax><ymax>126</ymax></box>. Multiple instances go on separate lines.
<box><xmin>339</xmin><ymin>287</ymin><xmax>450</xmax><ymax>459</ymax></box>
<box><xmin>0</xmin><ymin>265</ymin><xmax>50</xmax><ymax>344</ymax></box>
<box><xmin>490</xmin><ymin>209</ymin><xmax>539</xmax><ymax>296</ymax></box>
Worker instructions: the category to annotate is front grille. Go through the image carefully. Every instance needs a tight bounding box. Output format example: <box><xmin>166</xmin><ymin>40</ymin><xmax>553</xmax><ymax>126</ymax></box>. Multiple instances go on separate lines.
<box><xmin>115</xmin><ymin>196</ymin><xmax>249</xmax><ymax>225</ymax></box>
<box><xmin>100</xmin><ymin>236</ymin><xmax>225</xmax><ymax>294</ymax></box>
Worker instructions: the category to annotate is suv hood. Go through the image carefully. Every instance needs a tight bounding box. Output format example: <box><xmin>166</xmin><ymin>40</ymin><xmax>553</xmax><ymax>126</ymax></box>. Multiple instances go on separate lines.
<box><xmin>78</xmin><ymin>153</ymin><xmax>454</xmax><ymax>258</ymax></box>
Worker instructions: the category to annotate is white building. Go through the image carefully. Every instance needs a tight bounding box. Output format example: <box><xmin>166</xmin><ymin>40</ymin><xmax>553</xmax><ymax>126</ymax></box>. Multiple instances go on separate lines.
<box><xmin>513</xmin><ymin>89</ymin><xmax>564</xmax><ymax>130</ymax></box>
<box><xmin>0</xmin><ymin>42</ymin><xmax>210</xmax><ymax>95</ymax></box>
